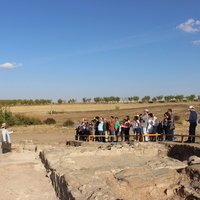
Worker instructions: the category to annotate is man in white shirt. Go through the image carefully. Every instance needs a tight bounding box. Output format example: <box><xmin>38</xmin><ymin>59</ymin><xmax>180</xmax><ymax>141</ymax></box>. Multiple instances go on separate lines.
<box><xmin>140</xmin><ymin>109</ymin><xmax>149</xmax><ymax>141</ymax></box>
<box><xmin>1</xmin><ymin>123</ymin><xmax>14</xmax><ymax>153</ymax></box>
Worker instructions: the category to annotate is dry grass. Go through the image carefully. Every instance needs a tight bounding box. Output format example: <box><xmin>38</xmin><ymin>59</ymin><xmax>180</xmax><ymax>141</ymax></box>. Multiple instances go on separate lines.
<box><xmin>9</xmin><ymin>101</ymin><xmax>200</xmax><ymax>122</ymax></box>
<box><xmin>9</xmin><ymin>102</ymin><xmax>171</xmax><ymax>113</ymax></box>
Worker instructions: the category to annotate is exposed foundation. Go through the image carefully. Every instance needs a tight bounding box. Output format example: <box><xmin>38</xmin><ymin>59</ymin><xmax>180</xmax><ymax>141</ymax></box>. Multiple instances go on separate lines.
<box><xmin>38</xmin><ymin>141</ymin><xmax>200</xmax><ymax>200</ymax></box>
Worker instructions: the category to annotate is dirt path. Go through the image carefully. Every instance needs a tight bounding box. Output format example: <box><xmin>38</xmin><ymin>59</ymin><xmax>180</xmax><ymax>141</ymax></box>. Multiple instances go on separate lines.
<box><xmin>0</xmin><ymin>126</ymin><xmax>75</xmax><ymax>200</ymax></box>
<box><xmin>0</xmin><ymin>152</ymin><xmax>58</xmax><ymax>200</ymax></box>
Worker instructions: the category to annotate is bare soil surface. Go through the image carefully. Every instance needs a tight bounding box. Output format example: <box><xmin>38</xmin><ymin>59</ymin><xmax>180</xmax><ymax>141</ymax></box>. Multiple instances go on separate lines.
<box><xmin>0</xmin><ymin>102</ymin><xmax>199</xmax><ymax>199</ymax></box>
<box><xmin>0</xmin><ymin>152</ymin><xmax>58</xmax><ymax>200</ymax></box>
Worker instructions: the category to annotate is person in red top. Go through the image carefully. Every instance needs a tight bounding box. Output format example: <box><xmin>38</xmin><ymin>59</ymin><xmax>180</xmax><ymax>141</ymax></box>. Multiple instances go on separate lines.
<box><xmin>109</xmin><ymin>116</ymin><xmax>115</xmax><ymax>142</ymax></box>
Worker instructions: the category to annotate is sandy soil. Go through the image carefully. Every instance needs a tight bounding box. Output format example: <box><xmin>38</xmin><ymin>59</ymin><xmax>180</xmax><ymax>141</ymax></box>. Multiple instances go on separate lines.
<box><xmin>0</xmin><ymin>152</ymin><xmax>58</xmax><ymax>200</ymax></box>
<box><xmin>0</xmin><ymin>126</ymin><xmax>76</xmax><ymax>200</ymax></box>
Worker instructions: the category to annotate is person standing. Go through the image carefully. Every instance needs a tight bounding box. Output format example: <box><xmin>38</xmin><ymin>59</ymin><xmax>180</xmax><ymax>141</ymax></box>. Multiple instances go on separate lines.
<box><xmin>124</xmin><ymin>116</ymin><xmax>131</xmax><ymax>142</ymax></box>
<box><xmin>162</xmin><ymin>112</ymin><xmax>168</xmax><ymax>141</ymax></box>
<box><xmin>114</xmin><ymin>117</ymin><xmax>120</xmax><ymax>142</ymax></box>
<box><xmin>147</xmin><ymin>113</ymin><xmax>155</xmax><ymax>141</ymax></box>
<box><xmin>185</xmin><ymin>106</ymin><xmax>198</xmax><ymax>143</ymax></box>
<box><xmin>119</xmin><ymin>121</ymin><xmax>125</xmax><ymax>142</ymax></box>
<box><xmin>166</xmin><ymin>109</ymin><xmax>175</xmax><ymax>141</ymax></box>
<box><xmin>75</xmin><ymin>120</ymin><xmax>81</xmax><ymax>140</ymax></box>
<box><xmin>152</xmin><ymin>113</ymin><xmax>158</xmax><ymax>141</ymax></box>
<box><xmin>157</xmin><ymin>120</ymin><xmax>163</xmax><ymax>141</ymax></box>
<box><xmin>132</xmin><ymin>116</ymin><xmax>141</xmax><ymax>141</ymax></box>
<box><xmin>1</xmin><ymin>123</ymin><xmax>14</xmax><ymax>153</ymax></box>
<box><xmin>140</xmin><ymin>109</ymin><xmax>149</xmax><ymax>141</ymax></box>
<box><xmin>103</xmin><ymin>118</ymin><xmax>109</xmax><ymax>142</ymax></box>
<box><xmin>109</xmin><ymin>116</ymin><xmax>115</xmax><ymax>142</ymax></box>
<box><xmin>97</xmin><ymin>117</ymin><xmax>104</xmax><ymax>142</ymax></box>
<box><xmin>93</xmin><ymin>116</ymin><xmax>99</xmax><ymax>142</ymax></box>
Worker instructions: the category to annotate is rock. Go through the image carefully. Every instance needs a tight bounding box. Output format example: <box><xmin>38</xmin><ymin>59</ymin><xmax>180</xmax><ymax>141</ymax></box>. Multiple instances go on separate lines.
<box><xmin>39</xmin><ymin>143</ymin><xmax>188</xmax><ymax>200</ymax></box>
<box><xmin>188</xmin><ymin>155</ymin><xmax>200</xmax><ymax>166</ymax></box>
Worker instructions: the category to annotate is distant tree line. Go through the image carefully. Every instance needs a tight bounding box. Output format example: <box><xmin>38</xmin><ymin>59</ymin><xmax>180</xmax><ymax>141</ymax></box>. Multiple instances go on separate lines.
<box><xmin>57</xmin><ymin>98</ymin><xmax>77</xmax><ymax>104</ymax></box>
<box><xmin>57</xmin><ymin>94</ymin><xmax>200</xmax><ymax>104</ymax></box>
<box><xmin>0</xmin><ymin>99</ymin><xmax>52</xmax><ymax>106</ymax></box>
<box><xmin>1</xmin><ymin>95</ymin><xmax>199</xmax><ymax>106</ymax></box>
<box><xmin>80</xmin><ymin>94</ymin><xmax>200</xmax><ymax>103</ymax></box>
<box><xmin>93</xmin><ymin>96</ymin><xmax>120</xmax><ymax>103</ymax></box>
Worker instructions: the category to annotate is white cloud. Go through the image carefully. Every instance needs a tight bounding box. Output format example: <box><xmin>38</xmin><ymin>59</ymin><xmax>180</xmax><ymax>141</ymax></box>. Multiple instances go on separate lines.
<box><xmin>192</xmin><ymin>40</ymin><xmax>200</xmax><ymax>45</ymax></box>
<box><xmin>176</xmin><ymin>19</ymin><xmax>200</xmax><ymax>33</ymax></box>
<box><xmin>196</xmin><ymin>20</ymin><xmax>200</xmax><ymax>25</ymax></box>
<box><xmin>0</xmin><ymin>62</ymin><xmax>22</xmax><ymax>69</ymax></box>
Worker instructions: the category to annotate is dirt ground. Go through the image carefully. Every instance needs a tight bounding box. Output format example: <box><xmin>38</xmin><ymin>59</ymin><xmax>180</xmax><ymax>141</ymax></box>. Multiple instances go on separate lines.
<box><xmin>0</xmin><ymin>152</ymin><xmax>58</xmax><ymax>200</ymax></box>
<box><xmin>0</xmin><ymin>102</ymin><xmax>200</xmax><ymax>200</ymax></box>
<box><xmin>0</xmin><ymin>126</ymin><xmax>76</xmax><ymax>200</ymax></box>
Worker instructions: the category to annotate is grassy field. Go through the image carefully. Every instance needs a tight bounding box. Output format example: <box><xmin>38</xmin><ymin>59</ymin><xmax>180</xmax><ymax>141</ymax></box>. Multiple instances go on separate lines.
<box><xmin>9</xmin><ymin>101</ymin><xmax>199</xmax><ymax>121</ymax></box>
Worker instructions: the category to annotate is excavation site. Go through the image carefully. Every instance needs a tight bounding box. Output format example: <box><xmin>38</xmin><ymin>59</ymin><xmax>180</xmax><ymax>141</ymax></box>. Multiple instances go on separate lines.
<box><xmin>1</xmin><ymin>141</ymin><xmax>200</xmax><ymax>200</ymax></box>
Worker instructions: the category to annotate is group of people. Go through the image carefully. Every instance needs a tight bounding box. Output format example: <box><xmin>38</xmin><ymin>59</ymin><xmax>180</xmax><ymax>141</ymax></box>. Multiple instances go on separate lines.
<box><xmin>1</xmin><ymin>105</ymin><xmax>198</xmax><ymax>154</ymax></box>
<box><xmin>75</xmin><ymin>106</ymin><xmax>198</xmax><ymax>143</ymax></box>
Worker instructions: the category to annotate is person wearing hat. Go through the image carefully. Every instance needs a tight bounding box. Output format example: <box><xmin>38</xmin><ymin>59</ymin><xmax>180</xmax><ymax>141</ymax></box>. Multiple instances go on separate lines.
<box><xmin>185</xmin><ymin>106</ymin><xmax>198</xmax><ymax>143</ymax></box>
<box><xmin>140</xmin><ymin>109</ymin><xmax>149</xmax><ymax>141</ymax></box>
<box><xmin>1</xmin><ymin>123</ymin><xmax>14</xmax><ymax>153</ymax></box>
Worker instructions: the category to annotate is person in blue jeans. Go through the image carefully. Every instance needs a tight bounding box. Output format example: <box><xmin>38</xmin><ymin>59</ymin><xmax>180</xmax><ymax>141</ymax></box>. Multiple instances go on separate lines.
<box><xmin>166</xmin><ymin>109</ymin><xmax>174</xmax><ymax>141</ymax></box>
<box><xmin>185</xmin><ymin>106</ymin><xmax>198</xmax><ymax>143</ymax></box>
<box><xmin>162</xmin><ymin>112</ymin><xmax>168</xmax><ymax>141</ymax></box>
<box><xmin>97</xmin><ymin>117</ymin><xmax>104</xmax><ymax>142</ymax></box>
<box><xmin>109</xmin><ymin>116</ymin><xmax>115</xmax><ymax>142</ymax></box>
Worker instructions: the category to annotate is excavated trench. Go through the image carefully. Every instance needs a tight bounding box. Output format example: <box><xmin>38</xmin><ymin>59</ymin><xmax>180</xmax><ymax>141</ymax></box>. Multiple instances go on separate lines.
<box><xmin>38</xmin><ymin>142</ymin><xmax>200</xmax><ymax>200</ymax></box>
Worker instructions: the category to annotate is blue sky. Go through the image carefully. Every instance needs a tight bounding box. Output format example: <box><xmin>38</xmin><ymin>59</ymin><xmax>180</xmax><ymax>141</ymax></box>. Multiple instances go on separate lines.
<box><xmin>1</xmin><ymin>0</ymin><xmax>200</xmax><ymax>102</ymax></box>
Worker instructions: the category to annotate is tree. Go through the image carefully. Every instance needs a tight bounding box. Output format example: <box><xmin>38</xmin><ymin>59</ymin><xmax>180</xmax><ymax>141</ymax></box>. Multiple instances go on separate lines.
<box><xmin>82</xmin><ymin>98</ymin><xmax>91</xmax><ymax>103</ymax></box>
<box><xmin>128</xmin><ymin>97</ymin><xmax>133</xmax><ymax>102</ymax></box>
<box><xmin>185</xmin><ymin>94</ymin><xmax>196</xmax><ymax>101</ymax></box>
<box><xmin>68</xmin><ymin>99</ymin><xmax>76</xmax><ymax>103</ymax></box>
<box><xmin>82</xmin><ymin>97</ymin><xmax>87</xmax><ymax>103</ymax></box>
<box><xmin>103</xmin><ymin>97</ymin><xmax>110</xmax><ymax>103</ymax></box>
<box><xmin>156</xmin><ymin>95</ymin><xmax>163</xmax><ymax>101</ymax></box>
<box><xmin>164</xmin><ymin>95</ymin><xmax>174</xmax><ymax>101</ymax></box>
<box><xmin>94</xmin><ymin>97</ymin><xmax>102</xmax><ymax>103</ymax></box>
<box><xmin>57</xmin><ymin>98</ymin><xmax>63</xmax><ymax>104</ymax></box>
<box><xmin>110</xmin><ymin>96</ymin><xmax>120</xmax><ymax>103</ymax></box>
<box><xmin>114</xmin><ymin>96</ymin><xmax>120</xmax><ymax>102</ymax></box>
<box><xmin>133</xmin><ymin>96</ymin><xmax>139</xmax><ymax>101</ymax></box>
<box><xmin>174</xmin><ymin>95</ymin><xmax>184</xmax><ymax>101</ymax></box>
<box><xmin>0</xmin><ymin>107</ymin><xmax>15</xmax><ymax>125</ymax></box>
<box><xmin>141</xmin><ymin>96</ymin><xmax>151</xmax><ymax>102</ymax></box>
<box><xmin>152</xmin><ymin>97</ymin><xmax>157</xmax><ymax>102</ymax></box>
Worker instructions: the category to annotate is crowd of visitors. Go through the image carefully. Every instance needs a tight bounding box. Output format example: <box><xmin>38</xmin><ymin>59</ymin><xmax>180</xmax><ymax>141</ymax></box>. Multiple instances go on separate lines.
<box><xmin>75</xmin><ymin>106</ymin><xmax>198</xmax><ymax>143</ymax></box>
